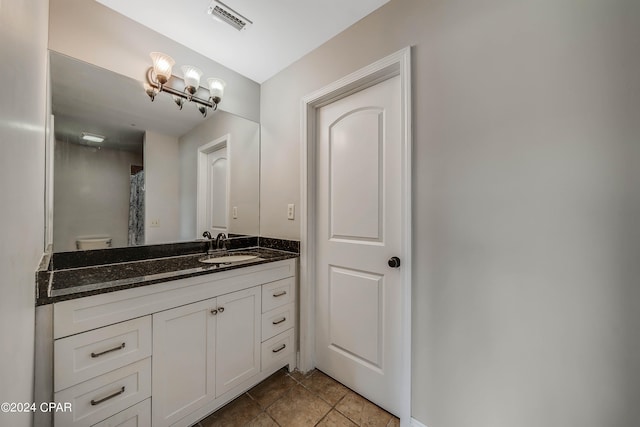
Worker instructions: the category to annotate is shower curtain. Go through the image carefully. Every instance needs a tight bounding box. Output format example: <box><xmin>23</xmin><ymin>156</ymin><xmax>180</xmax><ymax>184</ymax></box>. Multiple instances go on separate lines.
<box><xmin>128</xmin><ymin>170</ymin><xmax>145</xmax><ymax>246</ymax></box>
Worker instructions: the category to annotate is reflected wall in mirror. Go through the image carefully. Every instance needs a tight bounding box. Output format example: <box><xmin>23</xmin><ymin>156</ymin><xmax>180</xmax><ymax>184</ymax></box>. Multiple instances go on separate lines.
<box><xmin>50</xmin><ymin>51</ymin><xmax>260</xmax><ymax>252</ymax></box>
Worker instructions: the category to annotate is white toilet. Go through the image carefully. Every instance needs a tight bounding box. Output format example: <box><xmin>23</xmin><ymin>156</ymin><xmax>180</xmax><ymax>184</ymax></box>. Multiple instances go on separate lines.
<box><xmin>76</xmin><ymin>236</ymin><xmax>112</xmax><ymax>250</ymax></box>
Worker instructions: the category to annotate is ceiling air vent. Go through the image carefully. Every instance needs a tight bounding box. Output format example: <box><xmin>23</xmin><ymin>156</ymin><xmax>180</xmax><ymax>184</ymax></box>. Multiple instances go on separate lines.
<box><xmin>207</xmin><ymin>0</ymin><xmax>253</xmax><ymax>31</ymax></box>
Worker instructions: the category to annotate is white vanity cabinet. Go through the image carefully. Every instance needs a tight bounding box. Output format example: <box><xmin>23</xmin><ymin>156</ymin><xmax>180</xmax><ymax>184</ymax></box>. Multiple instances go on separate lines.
<box><xmin>152</xmin><ymin>286</ymin><xmax>261</xmax><ymax>427</ymax></box>
<box><xmin>151</xmin><ymin>298</ymin><xmax>217</xmax><ymax>427</ymax></box>
<box><xmin>214</xmin><ymin>286</ymin><xmax>262</xmax><ymax>396</ymax></box>
<box><xmin>50</xmin><ymin>258</ymin><xmax>296</xmax><ymax>427</ymax></box>
<box><xmin>53</xmin><ymin>317</ymin><xmax>152</xmax><ymax>427</ymax></box>
<box><xmin>260</xmin><ymin>277</ymin><xmax>296</xmax><ymax>372</ymax></box>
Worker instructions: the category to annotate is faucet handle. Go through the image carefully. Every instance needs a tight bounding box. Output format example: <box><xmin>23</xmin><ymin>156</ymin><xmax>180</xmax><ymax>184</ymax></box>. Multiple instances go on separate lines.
<box><xmin>203</xmin><ymin>231</ymin><xmax>212</xmax><ymax>239</ymax></box>
<box><xmin>215</xmin><ymin>233</ymin><xmax>228</xmax><ymax>250</ymax></box>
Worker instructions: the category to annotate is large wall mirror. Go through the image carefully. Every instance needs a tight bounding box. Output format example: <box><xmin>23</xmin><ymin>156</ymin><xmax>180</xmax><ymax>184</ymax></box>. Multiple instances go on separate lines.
<box><xmin>49</xmin><ymin>51</ymin><xmax>260</xmax><ymax>252</ymax></box>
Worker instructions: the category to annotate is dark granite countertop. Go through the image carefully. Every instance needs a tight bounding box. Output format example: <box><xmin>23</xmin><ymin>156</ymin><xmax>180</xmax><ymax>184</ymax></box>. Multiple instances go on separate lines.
<box><xmin>37</xmin><ymin>245</ymin><xmax>298</xmax><ymax>305</ymax></box>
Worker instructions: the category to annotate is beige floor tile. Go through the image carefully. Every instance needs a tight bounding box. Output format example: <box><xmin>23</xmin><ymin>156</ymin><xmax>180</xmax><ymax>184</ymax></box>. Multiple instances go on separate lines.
<box><xmin>288</xmin><ymin>368</ymin><xmax>316</xmax><ymax>383</ymax></box>
<box><xmin>247</xmin><ymin>369</ymin><xmax>297</xmax><ymax>409</ymax></box>
<box><xmin>266</xmin><ymin>384</ymin><xmax>331</xmax><ymax>427</ymax></box>
<box><xmin>335</xmin><ymin>392</ymin><xmax>393</xmax><ymax>427</ymax></box>
<box><xmin>317</xmin><ymin>409</ymin><xmax>359</xmax><ymax>427</ymax></box>
<box><xmin>386</xmin><ymin>416</ymin><xmax>400</xmax><ymax>427</ymax></box>
<box><xmin>301</xmin><ymin>370</ymin><xmax>349</xmax><ymax>406</ymax></box>
<box><xmin>246</xmin><ymin>412</ymin><xmax>279</xmax><ymax>427</ymax></box>
<box><xmin>200</xmin><ymin>394</ymin><xmax>262</xmax><ymax>427</ymax></box>
<box><xmin>199</xmin><ymin>412</ymin><xmax>215</xmax><ymax>426</ymax></box>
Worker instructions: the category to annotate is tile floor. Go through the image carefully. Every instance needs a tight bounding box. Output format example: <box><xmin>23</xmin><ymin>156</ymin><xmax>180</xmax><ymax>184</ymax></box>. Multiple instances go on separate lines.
<box><xmin>194</xmin><ymin>368</ymin><xmax>400</xmax><ymax>427</ymax></box>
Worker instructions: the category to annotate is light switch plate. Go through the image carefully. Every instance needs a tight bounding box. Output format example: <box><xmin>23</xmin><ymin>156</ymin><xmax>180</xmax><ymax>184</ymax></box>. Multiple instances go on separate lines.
<box><xmin>287</xmin><ymin>204</ymin><xmax>295</xmax><ymax>220</ymax></box>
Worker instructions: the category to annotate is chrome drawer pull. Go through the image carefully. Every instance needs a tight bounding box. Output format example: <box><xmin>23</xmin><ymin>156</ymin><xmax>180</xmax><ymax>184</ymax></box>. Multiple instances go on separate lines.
<box><xmin>272</xmin><ymin>317</ymin><xmax>286</xmax><ymax>325</ymax></box>
<box><xmin>91</xmin><ymin>343</ymin><xmax>126</xmax><ymax>358</ymax></box>
<box><xmin>273</xmin><ymin>291</ymin><xmax>287</xmax><ymax>297</ymax></box>
<box><xmin>90</xmin><ymin>386</ymin><xmax>125</xmax><ymax>406</ymax></box>
<box><xmin>272</xmin><ymin>344</ymin><xmax>286</xmax><ymax>353</ymax></box>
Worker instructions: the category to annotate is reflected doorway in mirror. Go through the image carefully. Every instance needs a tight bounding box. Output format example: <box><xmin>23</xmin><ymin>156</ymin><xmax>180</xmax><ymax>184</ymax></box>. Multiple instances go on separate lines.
<box><xmin>197</xmin><ymin>134</ymin><xmax>230</xmax><ymax>237</ymax></box>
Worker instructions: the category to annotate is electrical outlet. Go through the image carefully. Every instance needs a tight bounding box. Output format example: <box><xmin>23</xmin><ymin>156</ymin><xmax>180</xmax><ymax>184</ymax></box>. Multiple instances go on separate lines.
<box><xmin>150</xmin><ymin>219</ymin><xmax>160</xmax><ymax>227</ymax></box>
<box><xmin>232</xmin><ymin>206</ymin><xmax>238</xmax><ymax>219</ymax></box>
<box><xmin>287</xmin><ymin>204</ymin><xmax>295</xmax><ymax>220</ymax></box>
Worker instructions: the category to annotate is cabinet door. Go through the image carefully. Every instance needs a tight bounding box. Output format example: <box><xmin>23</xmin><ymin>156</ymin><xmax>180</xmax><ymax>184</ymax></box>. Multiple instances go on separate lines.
<box><xmin>152</xmin><ymin>298</ymin><xmax>216</xmax><ymax>427</ymax></box>
<box><xmin>215</xmin><ymin>286</ymin><xmax>261</xmax><ymax>397</ymax></box>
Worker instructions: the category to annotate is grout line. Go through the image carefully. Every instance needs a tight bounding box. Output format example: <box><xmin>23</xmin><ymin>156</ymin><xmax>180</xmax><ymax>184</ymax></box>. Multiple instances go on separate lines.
<box><xmin>205</xmin><ymin>368</ymin><xmax>394</xmax><ymax>427</ymax></box>
<box><xmin>245</xmin><ymin>391</ymin><xmax>259</xmax><ymax>404</ymax></box>
<box><xmin>314</xmin><ymin>410</ymin><xmax>331</xmax><ymax>426</ymax></box>
<box><xmin>266</xmin><ymin>412</ymin><xmax>281</xmax><ymax>427</ymax></box>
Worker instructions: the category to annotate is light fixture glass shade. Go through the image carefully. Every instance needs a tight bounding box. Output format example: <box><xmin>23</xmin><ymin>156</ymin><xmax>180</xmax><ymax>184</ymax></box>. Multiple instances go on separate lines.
<box><xmin>207</xmin><ymin>78</ymin><xmax>226</xmax><ymax>102</ymax></box>
<box><xmin>181</xmin><ymin>65</ymin><xmax>203</xmax><ymax>94</ymax></box>
<box><xmin>150</xmin><ymin>52</ymin><xmax>175</xmax><ymax>84</ymax></box>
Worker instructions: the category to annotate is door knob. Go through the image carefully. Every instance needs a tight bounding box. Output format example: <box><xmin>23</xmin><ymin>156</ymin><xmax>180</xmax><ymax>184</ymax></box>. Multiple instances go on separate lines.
<box><xmin>388</xmin><ymin>257</ymin><xmax>401</xmax><ymax>268</ymax></box>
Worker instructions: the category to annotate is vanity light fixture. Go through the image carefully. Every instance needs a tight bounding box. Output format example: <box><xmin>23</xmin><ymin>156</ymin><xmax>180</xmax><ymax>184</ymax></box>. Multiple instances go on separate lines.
<box><xmin>145</xmin><ymin>52</ymin><xmax>226</xmax><ymax>118</ymax></box>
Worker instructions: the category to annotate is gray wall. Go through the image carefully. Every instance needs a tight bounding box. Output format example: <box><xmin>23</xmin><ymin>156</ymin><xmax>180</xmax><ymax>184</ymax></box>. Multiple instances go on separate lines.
<box><xmin>53</xmin><ymin>140</ymin><xmax>142</xmax><ymax>251</ymax></box>
<box><xmin>0</xmin><ymin>0</ymin><xmax>49</xmax><ymax>425</ymax></box>
<box><xmin>144</xmin><ymin>131</ymin><xmax>180</xmax><ymax>244</ymax></box>
<box><xmin>179</xmin><ymin>112</ymin><xmax>260</xmax><ymax>239</ymax></box>
<box><xmin>260</xmin><ymin>0</ymin><xmax>640</xmax><ymax>425</ymax></box>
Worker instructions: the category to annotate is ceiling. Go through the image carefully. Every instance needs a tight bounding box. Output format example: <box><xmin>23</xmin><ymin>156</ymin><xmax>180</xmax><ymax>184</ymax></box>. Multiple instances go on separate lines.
<box><xmin>51</xmin><ymin>52</ymin><xmax>215</xmax><ymax>152</ymax></box>
<box><xmin>95</xmin><ymin>0</ymin><xmax>390</xmax><ymax>83</ymax></box>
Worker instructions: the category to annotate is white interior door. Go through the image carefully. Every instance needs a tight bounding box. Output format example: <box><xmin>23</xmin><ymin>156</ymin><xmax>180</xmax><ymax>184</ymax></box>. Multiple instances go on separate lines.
<box><xmin>315</xmin><ymin>75</ymin><xmax>403</xmax><ymax>416</ymax></box>
<box><xmin>206</xmin><ymin>146</ymin><xmax>228</xmax><ymax>235</ymax></box>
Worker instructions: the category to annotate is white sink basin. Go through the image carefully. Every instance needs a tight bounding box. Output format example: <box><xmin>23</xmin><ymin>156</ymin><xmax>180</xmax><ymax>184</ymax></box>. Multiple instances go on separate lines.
<box><xmin>199</xmin><ymin>254</ymin><xmax>259</xmax><ymax>264</ymax></box>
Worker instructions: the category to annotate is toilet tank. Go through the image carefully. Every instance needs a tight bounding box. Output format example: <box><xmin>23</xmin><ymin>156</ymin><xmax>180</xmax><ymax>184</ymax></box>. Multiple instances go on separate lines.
<box><xmin>76</xmin><ymin>236</ymin><xmax>112</xmax><ymax>250</ymax></box>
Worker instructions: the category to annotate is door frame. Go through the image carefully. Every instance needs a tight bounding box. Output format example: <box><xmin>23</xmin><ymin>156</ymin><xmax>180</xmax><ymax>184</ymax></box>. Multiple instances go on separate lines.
<box><xmin>196</xmin><ymin>134</ymin><xmax>231</xmax><ymax>236</ymax></box>
<box><xmin>299</xmin><ymin>47</ymin><xmax>412</xmax><ymax>422</ymax></box>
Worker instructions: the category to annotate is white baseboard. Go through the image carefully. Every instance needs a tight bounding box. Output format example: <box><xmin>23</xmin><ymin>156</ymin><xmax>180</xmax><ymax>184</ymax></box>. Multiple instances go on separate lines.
<box><xmin>411</xmin><ymin>418</ymin><xmax>428</xmax><ymax>427</ymax></box>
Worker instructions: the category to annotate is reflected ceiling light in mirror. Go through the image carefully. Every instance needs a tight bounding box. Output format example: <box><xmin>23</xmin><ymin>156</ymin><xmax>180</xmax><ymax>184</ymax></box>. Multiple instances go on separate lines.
<box><xmin>145</xmin><ymin>52</ymin><xmax>226</xmax><ymax>118</ymax></box>
<box><xmin>81</xmin><ymin>132</ymin><xmax>105</xmax><ymax>143</ymax></box>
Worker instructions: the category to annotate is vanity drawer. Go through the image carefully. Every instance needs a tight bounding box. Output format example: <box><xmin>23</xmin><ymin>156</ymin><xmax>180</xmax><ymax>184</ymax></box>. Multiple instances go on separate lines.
<box><xmin>54</xmin><ymin>316</ymin><xmax>152</xmax><ymax>392</ymax></box>
<box><xmin>55</xmin><ymin>358</ymin><xmax>151</xmax><ymax>427</ymax></box>
<box><xmin>91</xmin><ymin>398</ymin><xmax>151</xmax><ymax>427</ymax></box>
<box><xmin>261</xmin><ymin>329</ymin><xmax>294</xmax><ymax>372</ymax></box>
<box><xmin>262</xmin><ymin>303</ymin><xmax>294</xmax><ymax>342</ymax></box>
<box><xmin>262</xmin><ymin>277</ymin><xmax>295</xmax><ymax>313</ymax></box>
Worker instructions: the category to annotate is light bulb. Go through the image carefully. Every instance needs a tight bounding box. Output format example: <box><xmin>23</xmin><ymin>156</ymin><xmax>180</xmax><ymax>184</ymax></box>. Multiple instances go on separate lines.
<box><xmin>207</xmin><ymin>78</ymin><xmax>226</xmax><ymax>104</ymax></box>
<box><xmin>181</xmin><ymin>65</ymin><xmax>203</xmax><ymax>95</ymax></box>
<box><xmin>150</xmin><ymin>52</ymin><xmax>175</xmax><ymax>84</ymax></box>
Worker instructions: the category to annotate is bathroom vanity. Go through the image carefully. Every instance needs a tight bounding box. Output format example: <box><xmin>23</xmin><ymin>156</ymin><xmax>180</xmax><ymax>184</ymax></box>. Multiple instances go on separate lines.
<box><xmin>36</xmin><ymin>243</ymin><xmax>298</xmax><ymax>427</ymax></box>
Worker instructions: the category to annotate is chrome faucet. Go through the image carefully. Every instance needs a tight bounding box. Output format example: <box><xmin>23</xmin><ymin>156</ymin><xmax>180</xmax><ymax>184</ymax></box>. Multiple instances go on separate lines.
<box><xmin>215</xmin><ymin>233</ymin><xmax>228</xmax><ymax>251</ymax></box>
<box><xmin>202</xmin><ymin>231</ymin><xmax>215</xmax><ymax>255</ymax></box>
